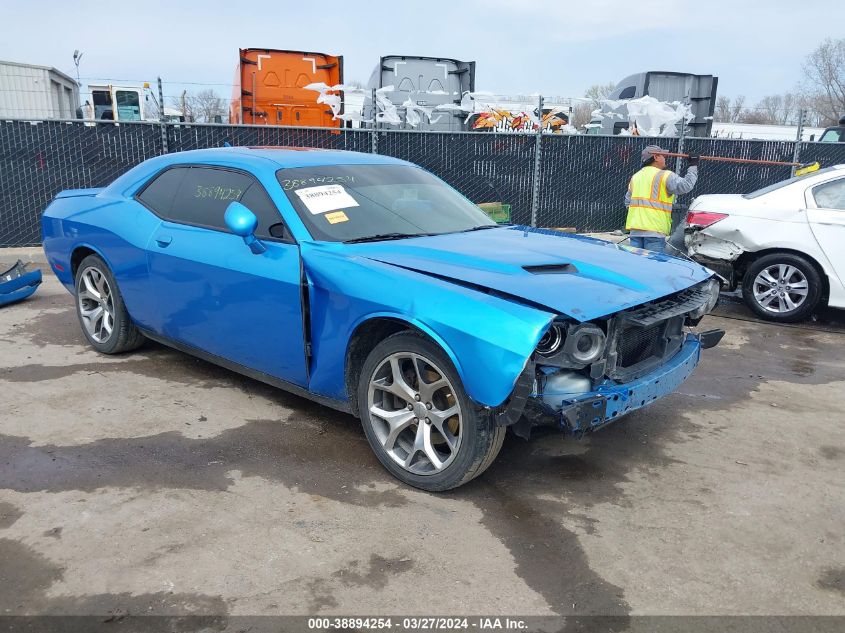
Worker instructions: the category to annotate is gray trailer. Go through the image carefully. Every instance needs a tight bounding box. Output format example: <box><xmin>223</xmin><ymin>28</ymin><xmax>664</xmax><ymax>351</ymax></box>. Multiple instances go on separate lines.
<box><xmin>588</xmin><ymin>71</ymin><xmax>718</xmax><ymax>137</ymax></box>
<box><xmin>364</xmin><ymin>55</ymin><xmax>475</xmax><ymax>131</ymax></box>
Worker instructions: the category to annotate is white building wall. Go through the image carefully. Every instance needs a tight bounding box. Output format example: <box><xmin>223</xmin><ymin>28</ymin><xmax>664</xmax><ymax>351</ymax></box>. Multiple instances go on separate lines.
<box><xmin>0</xmin><ymin>61</ymin><xmax>80</xmax><ymax>119</ymax></box>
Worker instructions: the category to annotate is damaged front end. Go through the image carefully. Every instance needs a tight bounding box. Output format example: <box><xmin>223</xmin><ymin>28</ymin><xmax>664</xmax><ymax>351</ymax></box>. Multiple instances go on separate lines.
<box><xmin>499</xmin><ymin>278</ymin><xmax>725</xmax><ymax>439</ymax></box>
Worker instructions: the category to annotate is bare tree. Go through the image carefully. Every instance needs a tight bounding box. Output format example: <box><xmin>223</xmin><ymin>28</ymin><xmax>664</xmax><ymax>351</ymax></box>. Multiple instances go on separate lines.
<box><xmin>758</xmin><ymin>94</ymin><xmax>784</xmax><ymax>124</ymax></box>
<box><xmin>714</xmin><ymin>95</ymin><xmax>747</xmax><ymax>122</ymax></box>
<box><xmin>730</xmin><ymin>95</ymin><xmax>746</xmax><ymax>122</ymax></box>
<box><xmin>715</xmin><ymin>95</ymin><xmax>732</xmax><ymax>122</ymax></box>
<box><xmin>802</xmin><ymin>37</ymin><xmax>845</xmax><ymax>126</ymax></box>
<box><xmin>584</xmin><ymin>82</ymin><xmax>617</xmax><ymax>108</ymax></box>
<box><xmin>169</xmin><ymin>89</ymin><xmax>227</xmax><ymax>123</ymax></box>
<box><xmin>782</xmin><ymin>92</ymin><xmax>797</xmax><ymax>123</ymax></box>
<box><xmin>570</xmin><ymin>82</ymin><xmax>617</xmax><ymax>129</ymax></box>
<box><xmin>145</xmin><ymin>96</ymin><xmax>161</xmax><ymax>121</ymax></box>
<box><xmin>739</xmin><ymin>109</ymin><xmax>769</xmax><ymax>125</ymax></box>
<box><xmin>189</xmin><ymin>89</ymin><xmax>227</xmax><ymax>123</ymax></box>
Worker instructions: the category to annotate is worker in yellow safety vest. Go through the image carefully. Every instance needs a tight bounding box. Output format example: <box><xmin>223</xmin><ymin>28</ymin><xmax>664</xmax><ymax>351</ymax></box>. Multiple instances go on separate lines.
<box><xmin>625</xmin><ymin>145</ymin><xmax>699</xmax><ymax>252</ymax></box>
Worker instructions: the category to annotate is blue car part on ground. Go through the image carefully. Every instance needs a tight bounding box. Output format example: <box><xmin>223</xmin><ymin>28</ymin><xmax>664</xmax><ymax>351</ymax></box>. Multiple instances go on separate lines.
<box><xmin>40</xmin><ymin>146</ymin><xmax>724</xmax><ymax>489</ymax></box>
<box><xmin>0</xmin><ymin>260</ymin><xmax>42</xmax><ymax>307</ymax></box>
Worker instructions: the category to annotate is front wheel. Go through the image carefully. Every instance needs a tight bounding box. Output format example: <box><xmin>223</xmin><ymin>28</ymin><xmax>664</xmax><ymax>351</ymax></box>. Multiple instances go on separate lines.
<box><xmin>357</xmin><ymin>331</ymin><xmax>505</xmax><ymax>491</ymax></box>
<box><xmin>741</xmin><ymin>252</ymin><xmax>822</xmax><ymax>323</ymax></box>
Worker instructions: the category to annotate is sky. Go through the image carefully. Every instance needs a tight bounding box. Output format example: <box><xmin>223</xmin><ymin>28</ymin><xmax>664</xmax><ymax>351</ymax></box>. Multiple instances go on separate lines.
<box><xmin>2</xmin><ymin>0</ymin><xmax>843</xmax><ymax>108</ymax></box>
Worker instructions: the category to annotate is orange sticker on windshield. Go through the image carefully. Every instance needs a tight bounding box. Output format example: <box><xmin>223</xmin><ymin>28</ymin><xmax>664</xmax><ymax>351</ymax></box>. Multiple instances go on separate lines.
<box><xmin>325</xmin><ymin>211</ymin><xmax>349</xmax><ymax>224</ymax></box>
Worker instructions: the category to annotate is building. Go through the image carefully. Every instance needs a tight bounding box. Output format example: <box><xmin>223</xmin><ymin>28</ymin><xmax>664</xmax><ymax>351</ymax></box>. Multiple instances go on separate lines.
<box><xmin>0</xmin><ymin>59</ymin><xmax>80</xmax><ymax>120</ymax></box>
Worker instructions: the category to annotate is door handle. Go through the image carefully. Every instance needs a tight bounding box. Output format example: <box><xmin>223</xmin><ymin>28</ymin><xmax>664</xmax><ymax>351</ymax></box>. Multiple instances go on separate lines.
<box><xmin>155</xmin><ymin>235</ymin><xmax>172</xmax><ymax>247</ymax></box>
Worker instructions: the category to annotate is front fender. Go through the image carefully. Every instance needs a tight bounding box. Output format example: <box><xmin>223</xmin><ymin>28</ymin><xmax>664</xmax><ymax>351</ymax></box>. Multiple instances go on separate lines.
<box><xmin>301</xmin><ymin>243</ymin><xmax>555</xmax><ymax>407</ymax></box>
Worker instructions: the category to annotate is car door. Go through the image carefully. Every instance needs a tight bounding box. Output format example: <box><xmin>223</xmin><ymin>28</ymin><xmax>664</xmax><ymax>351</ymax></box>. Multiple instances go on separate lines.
<box><xmin>806</xmin><ymin>176</ymin><xmax>845</xmax><ymax>286</ymax></box>
<box><xmin>139</xmin><ymin>165</ymin><xmax>307</xmax><ymax>387</ymax></box>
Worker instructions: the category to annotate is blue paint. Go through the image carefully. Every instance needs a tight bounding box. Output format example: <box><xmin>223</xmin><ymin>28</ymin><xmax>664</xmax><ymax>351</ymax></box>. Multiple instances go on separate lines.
<box><xmin>543</xmin><ymin>336</ymin><xmax>702</xmax><ymax>432</ymax></box>
<box><xmin>41</xmin><ymin>147</ymin><xmax>716</xmax><ymax>413</ymax></box>
<box><xmin>0</xmin><ymin>265</ymin><xmax>42</xmax><ymax>307</ymax></box>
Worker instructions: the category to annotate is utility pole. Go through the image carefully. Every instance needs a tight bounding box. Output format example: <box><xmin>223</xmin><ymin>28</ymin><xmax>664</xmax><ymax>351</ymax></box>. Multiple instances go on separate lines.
<box><xmin>530</xmin><ymin>94</ymin><xmax>544</xmax><ymax>227</ymax></box>
<box><xmin>791</xmin><ymin>109</ymin><xmax>806</xmax><ymax>177</ymax></box>
<box><xmin>72</xmin><ymin>50</ymin><xmax>83</xmax><ymax>86</ymax></box>
<box><xmin>157</xmin><ymin>77</ymin><xmax>168</xmax><ymax>154</ymax></box>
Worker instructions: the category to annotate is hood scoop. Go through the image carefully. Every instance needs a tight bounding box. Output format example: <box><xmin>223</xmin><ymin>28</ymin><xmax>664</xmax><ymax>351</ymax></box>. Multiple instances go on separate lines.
<box><xmin>523</xmin><ymin>263</ymin><xmax>578</xmax><ymax>275</ymax></box>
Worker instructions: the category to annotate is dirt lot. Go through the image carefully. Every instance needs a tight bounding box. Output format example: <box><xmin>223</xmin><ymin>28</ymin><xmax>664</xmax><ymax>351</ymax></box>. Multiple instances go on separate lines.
<box><xmin>1</xmin><ymin>274</ymin><xmax>844</xmax><ymax>620</ymax></box>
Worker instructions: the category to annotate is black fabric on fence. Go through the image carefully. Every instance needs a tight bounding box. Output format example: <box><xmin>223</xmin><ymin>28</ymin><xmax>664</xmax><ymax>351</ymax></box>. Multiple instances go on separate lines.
<box><xmin>0</xmin><ymin>121</ymin><xmax>162</xmax><ymax>246</ymax></box>
<box><xmin>376</xmin><ymin>131</ymin><xmax>535</xmax><ymax>225</ymax></box>
<box><xmin>167</xmin><ymin>124</ymin><xmax>373</xmax><ymax>154</ymax></box>
<box><xmin>538</xmin><ymin>135</ymin><xmax>667</xmax><ymax>231</ymax></box>
<box><xmin>3</xmin><ymin>119</ymin><xmax>845</xmax><ymax>247</ymax></box>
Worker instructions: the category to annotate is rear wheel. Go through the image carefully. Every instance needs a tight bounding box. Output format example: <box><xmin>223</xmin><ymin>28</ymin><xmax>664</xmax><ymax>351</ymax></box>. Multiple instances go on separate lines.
<box><xmin>357</xmin><ymin>331</ymin><xmax>505</xmax><ymax>491</ymax></box>
<box><xmin>741</xmin><ymin>252</ymin><xmax>822</xmax><ymax>323</ymax></box>
<box><xmin>75</xmin><ymin>255</ymin><xmax>145</xmax><ymax>354</ymax></box>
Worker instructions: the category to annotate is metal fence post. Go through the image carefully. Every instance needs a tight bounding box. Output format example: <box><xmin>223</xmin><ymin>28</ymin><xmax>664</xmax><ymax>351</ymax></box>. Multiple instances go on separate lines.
<box><xmin>157</xmin><ymin>77</ymin><xmax>169</xmax><ymax>154</ymax></box>
<box><xmin>791</xmin><ymin>109</ymin><xmax>806</xmax><ymax>176</ymax></box>
<box><xmin>675</xmin><ymin>110</ymin><xmax>686</xmax><ymax>173</ymax></box>
<box><xmin>370</xmin><ymin>89</ymin><xmax>379</xmax><ymax>154</ymax></box>
<box><xmin>530</xmin><ymin>94</ymin><xmax>544</xmax><ymax>227</ymax></box>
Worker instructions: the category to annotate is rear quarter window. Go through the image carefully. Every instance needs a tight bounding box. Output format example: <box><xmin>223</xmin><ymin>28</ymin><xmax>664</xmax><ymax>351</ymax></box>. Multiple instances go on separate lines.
<box><xmin>136</xmin><ymin>168</ymin><xmax>186</xmax><ymax>216</ymax></box>
<box><xmin>169</xmin><ymin>167</ymin><xmax>253</xmax><ymax>230</ymax></box>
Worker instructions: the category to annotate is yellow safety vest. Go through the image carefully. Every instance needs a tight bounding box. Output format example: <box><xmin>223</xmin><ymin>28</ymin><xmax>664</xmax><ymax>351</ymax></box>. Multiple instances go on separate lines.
<box><xmin>625</xmin><ymin>165</ymin><xmax>675</xmax><ymax>235</ymax></box>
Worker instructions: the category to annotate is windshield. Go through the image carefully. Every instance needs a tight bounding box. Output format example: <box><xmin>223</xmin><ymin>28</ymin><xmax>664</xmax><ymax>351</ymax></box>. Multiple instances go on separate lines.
<box><xmin>276</xmin><ymin>164</ymin><xmax>496</xmax><ymax>242</ymax></box>
<box><xmin>743</xmin><ymin>166</ymin><xmax>839</xmax><ymax>199</ymax></box>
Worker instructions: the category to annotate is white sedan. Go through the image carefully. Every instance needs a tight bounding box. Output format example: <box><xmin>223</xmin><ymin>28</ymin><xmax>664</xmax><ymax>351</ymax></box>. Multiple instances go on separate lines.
<box><xmin>679</xmin><ymin>164</ymin><xmax>845</xmax><ymax>322</ymax></box>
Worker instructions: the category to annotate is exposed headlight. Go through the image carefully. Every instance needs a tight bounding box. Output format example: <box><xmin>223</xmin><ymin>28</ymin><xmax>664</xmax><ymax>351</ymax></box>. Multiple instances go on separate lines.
<box><xmin>562</xmin><ymin>324</ymin><xmax>606</xmax><ymax>365</ymax></box>
<box><xmin>537</xmin><ymin>323</ymin><xmax>565</xmax><ymax>355</ymax></box>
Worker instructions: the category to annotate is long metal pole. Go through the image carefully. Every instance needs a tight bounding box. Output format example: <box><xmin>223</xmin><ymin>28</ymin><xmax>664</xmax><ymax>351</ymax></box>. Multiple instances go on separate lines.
<box><xmin>675</xmin><ymin>100</ymin><xmax>687</xmax><ymax>173</ymax></box>
<box><xmin>371</xmin><ymin>88</ymin><xmax>378</xmax><ymax>154</ymax></box>
<box><xmin>157</xmin><ymin>76</ymin><xmax>168</xmax><ymax>154</ymax></box>
<box><xmin>791</xmin><ymin>108</ymin><xmax>806</xmax><ymax>177</ymax></box>
<box><xmin>530</xmin><ymin>94</ymin><xmax>544</xmax><ymax>227</ymax></box>
<box><xmin>657</xmin><ymin>151</ymin><xmax>808</xmax><ymax>167</ymax></box>
<box><xmin>252</xmin><ymin>73</ymin><xmax>257</xmax><ymax>125</ymax></box>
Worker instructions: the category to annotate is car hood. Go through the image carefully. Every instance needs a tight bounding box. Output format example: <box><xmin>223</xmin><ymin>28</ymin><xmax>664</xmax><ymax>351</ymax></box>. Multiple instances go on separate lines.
<box><xmin>343</xmin><ymin>226</ymin><xmax>713</xmax><ymax>321</ymax></box>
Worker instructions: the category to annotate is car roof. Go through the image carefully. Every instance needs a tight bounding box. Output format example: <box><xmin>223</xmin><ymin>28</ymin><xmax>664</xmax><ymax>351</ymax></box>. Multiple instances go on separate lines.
<box><xmin>107</xmin><ymin>146</ymin><xmax>415</xmax><ymax>195</ymax></box>
<box><xmin>161</xmin><ymin>146</ymin><xmax>410</xmax><ymax>169</ymax></box>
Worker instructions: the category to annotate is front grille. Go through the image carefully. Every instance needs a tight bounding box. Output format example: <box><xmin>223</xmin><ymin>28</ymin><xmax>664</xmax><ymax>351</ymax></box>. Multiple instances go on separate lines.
<box><xmin>617</xmin><ymin>322</ymin><xmax>664</xmax><ymax>367</ymax></box>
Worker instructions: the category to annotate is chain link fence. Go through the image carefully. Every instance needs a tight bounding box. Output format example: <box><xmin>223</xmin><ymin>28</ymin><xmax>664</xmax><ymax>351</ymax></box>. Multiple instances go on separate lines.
<box><xmin>3</xmin><ymin>118</ymin><xmax>845</xmax><ymax>247</ymax></box>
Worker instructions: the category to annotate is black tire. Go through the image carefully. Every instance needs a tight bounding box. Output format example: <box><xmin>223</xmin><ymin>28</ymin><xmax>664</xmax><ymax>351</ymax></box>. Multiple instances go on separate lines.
<box><xmin>741</xmin><ymin>252</ymin><xmax>822</xmax><ymax>323</ymax></box>
<box><xmin>74</xmin><ymin>254</ymin><xmax>145</xmax><ymax>354</ymax></box>
<box><xmin>357</xmin><ymin>331</ymin><xmax>505</xmax><ymax>492</ymax></box>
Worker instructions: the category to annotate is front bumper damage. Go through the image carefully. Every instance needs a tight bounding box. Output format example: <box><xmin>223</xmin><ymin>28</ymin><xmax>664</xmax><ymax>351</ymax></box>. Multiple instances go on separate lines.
<box><xmin>549</xmin><ymin>333</ymin><xmax>705</xmax><ymax>434</ymax></box>
<box><xmin>506</xmin><ymin>332</ymin><xmax>721</xmax><ymax>439</ymax></box>
<box><xmin>493</xmin><ymin>276</ymin><xmax>726</xmax><ymax>439</ymax></box>
<box><xmin>0</xmin><ymin>260</ymin><xmax>42</xmax><ymax>307</ymax></box>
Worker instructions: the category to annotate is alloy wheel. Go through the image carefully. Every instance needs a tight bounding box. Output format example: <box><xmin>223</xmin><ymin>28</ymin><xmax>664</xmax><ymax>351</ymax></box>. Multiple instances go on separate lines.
<box><xmin>367</xmin><ymin>352</ymin><xmax>462</xmax><ymax>475</ymax></box>
<box><xmin>752</xmin><ymin>264</ymin><xmax>809</xmax><ymax>314</ymax></box>
<box><xmin>77</xmin><ymin>266</ymin><xmax>115</xmax><ymax>343</ymax></box>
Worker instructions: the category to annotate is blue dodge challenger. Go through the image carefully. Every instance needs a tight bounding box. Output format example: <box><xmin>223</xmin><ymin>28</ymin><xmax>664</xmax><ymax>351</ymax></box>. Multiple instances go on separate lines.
<box><xmin>42</xmin><ymin>147</ymin><xmax>723</xmax><ymax>490</ymax></box>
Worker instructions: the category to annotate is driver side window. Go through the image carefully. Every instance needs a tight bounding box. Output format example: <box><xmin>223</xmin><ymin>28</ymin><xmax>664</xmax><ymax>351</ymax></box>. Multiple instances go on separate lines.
<box><xmin>138</xmin><ymin>166</ymin><xmax>288</xmax><ymax>240</ymax></box>
<box><xmin>812</xmin><ymin>178</ymin><xmax>845</xmax><ymax>210</ymax></box>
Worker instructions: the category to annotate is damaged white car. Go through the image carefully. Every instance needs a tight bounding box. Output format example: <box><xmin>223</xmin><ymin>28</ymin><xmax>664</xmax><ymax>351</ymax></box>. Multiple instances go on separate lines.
<box><xmin>678</xmin><ymin>165</ymin><xmax>845</xmax><ymax>322</ymax></box>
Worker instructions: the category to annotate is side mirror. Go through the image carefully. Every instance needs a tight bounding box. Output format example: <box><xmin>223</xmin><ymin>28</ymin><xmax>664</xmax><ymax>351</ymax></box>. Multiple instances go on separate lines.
<box><xmin>224</xmin><ymin>202</ymin><xmax>266</xmax><ymax>254</ymax></box>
